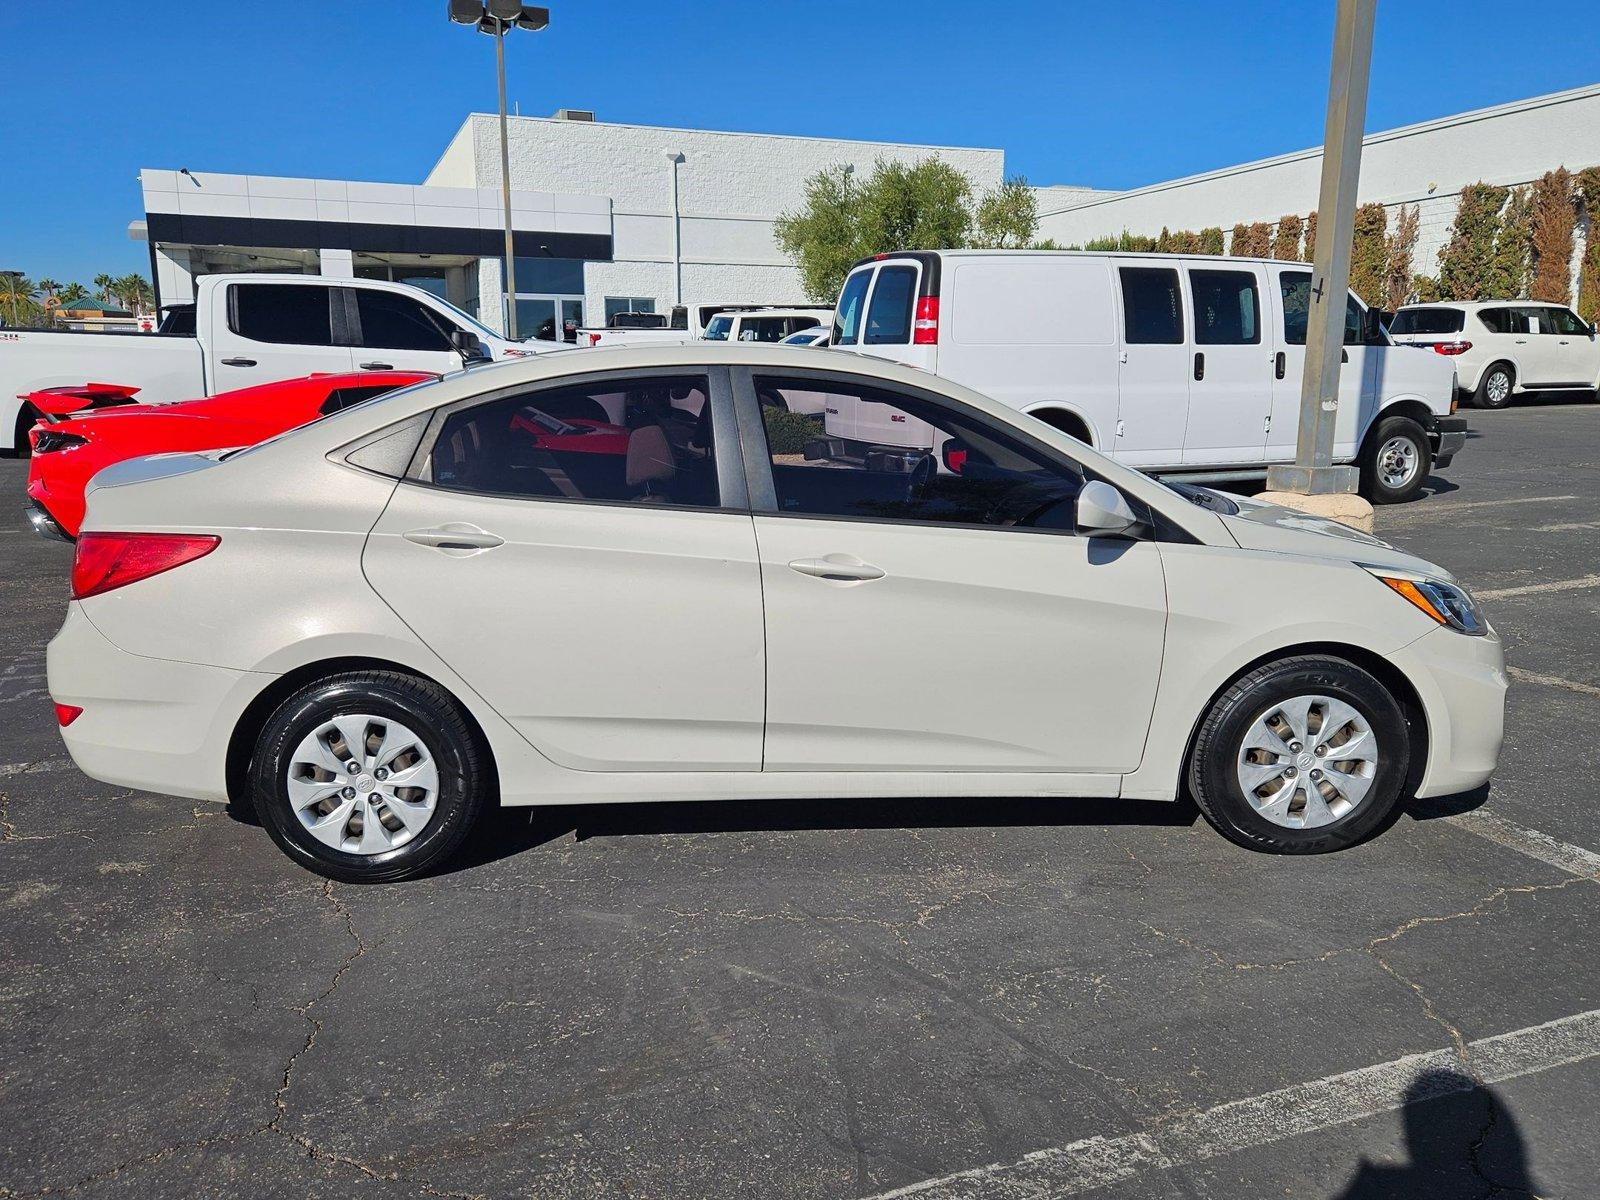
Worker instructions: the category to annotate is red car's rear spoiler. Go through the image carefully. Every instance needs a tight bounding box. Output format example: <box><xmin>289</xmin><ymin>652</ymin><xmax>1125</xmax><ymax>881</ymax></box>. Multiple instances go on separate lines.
<box><xmin>21</xmin><ymin>383</ymin><xmax>142</xmax><ymax>422</ymax></box>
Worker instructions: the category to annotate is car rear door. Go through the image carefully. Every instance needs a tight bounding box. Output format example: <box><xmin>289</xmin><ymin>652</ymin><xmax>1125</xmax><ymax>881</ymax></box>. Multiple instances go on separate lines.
<box><xmin>1181</xmin><ymin>263</ymin><xmax>1273</xmax><ymax>465</ymax></box>
<box><xmin>206</xmin><ymin>281</ymin><xmax>354</xmax><ymax>388</ymax></box>
<box><xmin>362</xmin><ymin>366</ymin><xmax>766</xmax><ymax>771</ymax></box>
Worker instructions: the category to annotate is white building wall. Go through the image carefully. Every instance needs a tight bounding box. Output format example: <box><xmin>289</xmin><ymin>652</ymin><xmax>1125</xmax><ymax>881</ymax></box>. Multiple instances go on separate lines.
<box><xmin>430</xmin><ymin>115</ymin><xmax>1006</xmax><ymax>317</ymax></box>
<box><xmin>1035</xmin><ymin>84</ymin><xmax>1600</xmax><ymax>295</ymax></box>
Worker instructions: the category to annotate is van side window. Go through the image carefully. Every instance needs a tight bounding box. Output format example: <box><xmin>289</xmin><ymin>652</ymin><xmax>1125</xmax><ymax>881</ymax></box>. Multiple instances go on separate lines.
<box><xmin>1278</xmin><ymin>272</ymin><xmax>1363</xmax><ymax>346</ymax></box>
<box><xmin>1190</xmin><ymin>270</ymin><xmax>1260</xmax><ymax>345</ymax></box>
<box><xmin>230</xmin><ymin>284</ymin><xmax>335</xmax><ymax>346</ymax></box>
<box><xmin>833</xmin><ymin>270</ymin><xmax>872</xmax><ymax>346</ymax></box>
<box><xmin>864</xmin><ymin>265</ymin><xmax>917</xmax><ymax>345</ymax></box>
<box><xmin>1119</xmin><ymin>267</ymin><xmax>1183</xmax><ymax>344</ymax></box>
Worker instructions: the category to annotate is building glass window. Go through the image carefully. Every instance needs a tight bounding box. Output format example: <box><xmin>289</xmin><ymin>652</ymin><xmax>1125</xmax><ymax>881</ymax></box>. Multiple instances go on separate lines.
<box><xmin>510</xmin><ymin>257</ymin><xmax>586</xmax><ymax>295</ymax></box>
<box><xmin>605</xmin><ymin>297</ymin><xmax>657</xmax><ymax>321</ymax></box>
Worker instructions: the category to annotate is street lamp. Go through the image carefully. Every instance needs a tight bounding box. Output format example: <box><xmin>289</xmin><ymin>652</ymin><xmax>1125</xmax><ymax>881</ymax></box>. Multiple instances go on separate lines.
<box><xmin>448</xmin><ymin>1</ymin><xmax>550</xmax><ymax>341</ymax></box>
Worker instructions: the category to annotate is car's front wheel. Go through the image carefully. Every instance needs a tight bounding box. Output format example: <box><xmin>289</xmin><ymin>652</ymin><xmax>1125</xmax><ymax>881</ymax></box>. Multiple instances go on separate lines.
<box><xmin>250</xmin><ymin>670</ymin><xmax>490</xmax><ymax>883</ymax></box>
<box><xmin>1188</xmin><ymin>655</ymin><xmax>1411</xmax><ymax>854</ymax></box>
<box><xmin>1359</xmin><ymin>415</ymin><xmax>1430</xmax><ymax>504</ymax></box>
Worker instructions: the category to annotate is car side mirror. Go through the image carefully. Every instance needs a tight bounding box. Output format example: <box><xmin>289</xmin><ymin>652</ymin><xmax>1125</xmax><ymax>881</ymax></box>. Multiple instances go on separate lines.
<box><xmin>1364</xmin><ymin>308</ymin><xmax>1388</xmax><ymax>343</ymax></box>
<box><xmin>452</xmin><ymin>328</ymin><xmax>491</xmax><ymax>365</ymax></box>
<box><xmin>940</xmin><ymin>437</ymin><xmax>971</xmax><ymax>474</ymax></box>
<box><xmin>1589</xmin><ymin>322</ymin><xmax>1598</xmax><ymax>338</ymax></box>
<box><xmin>1075</xmin><ymin>480</ymin><xmax>1140</xmax><ymax>538</ymax></box>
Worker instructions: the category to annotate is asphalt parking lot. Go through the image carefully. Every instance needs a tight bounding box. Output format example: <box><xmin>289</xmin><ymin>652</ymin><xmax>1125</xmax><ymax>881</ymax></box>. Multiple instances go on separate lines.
<box><xmin>3</xmin><ymin>399</ymin><xmax>1598</xmax><ymax>1199</ymax></box>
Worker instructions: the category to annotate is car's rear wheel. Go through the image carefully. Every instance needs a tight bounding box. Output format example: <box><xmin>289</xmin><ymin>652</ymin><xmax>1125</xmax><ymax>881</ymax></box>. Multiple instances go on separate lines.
<box><xmin>1475</xmin><ymin>363</ymin><xmax>1514</xmax><ymax>409</ymax></box>
<box><xmin>1359</xmin><ymin>415</ymin><xmax>1430</xmax><ymax>504</ymax></box>
<box><xmin>9</xmin><ymin>405</ymin><xmax>37</xmax><ymax>458</ymax></box>
<box><xmin>1188</xmin><ymin>655</ymin><xmax>1410</xmax><ymax>854</ymax></box>
<box><xmin>250</xmin><ymin>670</ymin><xmax>489</xmax><ymax>882</ymax></box>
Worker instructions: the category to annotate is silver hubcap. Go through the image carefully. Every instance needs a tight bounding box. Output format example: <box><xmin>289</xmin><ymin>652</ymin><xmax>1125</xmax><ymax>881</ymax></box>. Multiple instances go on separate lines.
<box><xmin>1236</xmin><ymin>695</ymin><xmax>1379</xmax><ymax>829</ymax></box>
<box><xmin>1376</xmin><ymin>436</ymin><xmax>1420</xmax><ymax>490</ymax></box>
<box><xmin>1487</xmin><ymin>371</ymin><xmax>1510</xmax><ymax>403</ymax></box>
<box><xmin>287</xmin><ymin>714</ymin><xmax>439</xmax><ymax>855</ymax></box>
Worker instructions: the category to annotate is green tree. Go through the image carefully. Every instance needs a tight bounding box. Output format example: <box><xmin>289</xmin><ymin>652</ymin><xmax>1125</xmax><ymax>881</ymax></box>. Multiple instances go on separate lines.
<box><xmin>1436</xmin><ymin>183</ymin><xmax>1509</xmax><ymax>300</ymax></box>
<box><xmin>1198</xmin><ymin>227</ymin><xmax>1225</xmax><ymax>255</ymax></box>
<box><xmin>57</xmin><ymin>282</ymin><xmax>90</xmax><ymax>304</ymax></box>
<box><xmin>1576</xmin><ymin>167</ymin><xmax>1600</xmax><ymax>323</ymax></box>
<box><xmin>1348</xmin><ymin>203</ymin><xmax>1389</xmax><ymax>304</ymax></box>
<box><xmin>0</xmin><ymin>273</ymin><xmax>41</xmax><ymax>326</ymax></box>
<box><xmin>773</xmin><ymin>166</ymin><xmax>859</xmax><ymax>302</ymax></box>
<box><xmin>93</xmin><ymin>272</ymin><xmax>115</xmax><ymax>302</ymax></box>
<box><xmin>1271</xmin><ymin>215</ymin><xmax>1303</xmax><ymax>260</ymax></box>
<box><xmin>112</xmin><ymin>272</ymin><xmax>154</xmax><ymax>313</ymax></box>
<box><xmin>1484</xmin><ymin>187</ymin><xmax>1532</xmax><ymax>299</ymax></box>
<box><xmin>1383</xmin><ymin>204</ymin><xmax>1420</xmax><ymax>310</ymax></box>
<box><xmin>973</xmin><ymin>175</ymin><xmax>1039</xmax><ymax>249</ymax></box>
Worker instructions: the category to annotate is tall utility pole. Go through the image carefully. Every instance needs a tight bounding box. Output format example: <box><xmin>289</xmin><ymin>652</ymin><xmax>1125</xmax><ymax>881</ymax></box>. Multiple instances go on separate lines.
<box><xmin>1265</xmin><ymin>0</ymin><xmax>1377</xmax><ymax>497</ymax></box>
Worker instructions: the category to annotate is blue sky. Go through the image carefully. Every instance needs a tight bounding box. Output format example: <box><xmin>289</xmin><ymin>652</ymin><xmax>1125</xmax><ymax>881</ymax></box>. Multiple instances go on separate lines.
<box><xmin>3</xmin><ymin>0</ymin><xmax>1597</xmax><ymax>285</ymax></box>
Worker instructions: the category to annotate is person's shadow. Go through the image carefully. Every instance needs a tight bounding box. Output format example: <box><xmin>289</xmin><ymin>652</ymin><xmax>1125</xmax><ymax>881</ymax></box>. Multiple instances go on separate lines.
<box><xmin>1336</xmin><ymin>1068</ymin><xmax>1542</xmax><ymax>1198</ymax></box>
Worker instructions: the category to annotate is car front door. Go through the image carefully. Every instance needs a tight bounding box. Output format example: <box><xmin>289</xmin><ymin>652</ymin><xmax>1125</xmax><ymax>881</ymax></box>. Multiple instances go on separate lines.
<box><xmin>1544</xmin><ymin>307</ymin><xmax>1600</xmax><ymax>386</ymax></box>
<box><xmin>207</xmin><ymin>281</ymin><xmax>354</xmax><ymax>389</ymax></box>
<box><xmin>1266</xmin><ymin>268</ymin><xmax>1375</xmax><ymax>462</ymax></box>
<box><xmin>347</xmin><ymin>287</ymin><xmax>466</xmax><ymax>376</ymax></box>
<box><xmin>738</xmin><ymin>369</ymin><xmax>1168</xmax><ymax>775</ymax></box>
<box><xmin>1181</xmin><ymin>263</ymin><xmax>1273</xmax><ymax>465</ymax></box>
<box><xmin>362</xmin><ymin>368</ymin><xmax>766</xmax><ymax>771</ymax></box>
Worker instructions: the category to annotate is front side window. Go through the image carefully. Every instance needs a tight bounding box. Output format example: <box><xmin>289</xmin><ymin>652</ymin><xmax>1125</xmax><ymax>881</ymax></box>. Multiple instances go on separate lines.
<box><xmin>863</xmin><ymin>265</ymin><xmax>917</xmax><ymax>345</ymax></box>
<box><xmin>1548</xmin><ymin>308</ymin><xmax>1589</xmax><ymax>336</ymax></box>
<box><xmin>833</xmin><ymin>269</ymin><xmax>872</xmax><ymax>346</ymax></box>
<box><xmin>1191</xmin><ymin>269</ymin><xmax>1260</xmax><ymax>345</ymax></box>
<box><xmin>230</xmin><ymin>284</ymin><xmax>334</xmax><ymax>346</ymax></box>
<box><xmin>1278</xmin><ymin>272</ymin><xmax>1363</xmax><ymax>346</ymax></box>
<box><xmin>704</xmin><ymin>315</ymin><xmax>734</xmax><ymax>341</ymax></box>
<box><xmin>754</xmin><ymin>375</ymin><xmax>1085</xmax><ymax>531</ymax></box>
<box><xmin>1120</xmin><ymin>267</ymin><xmax>1183</xmax><ymax>344</ymax></box>
<box><xmin>356</xmin><ymin>290</ymin><xmax>453</xmax><ymax>352</ymax></box>
<box><xmin>1390</xmin><ymin>307</ymin><xmax>1464</xmax><ymax>335</ymax></box>
<box><xmin>424</xmin><ymin>375</ymin><xmax>717</xmax><ymax>508</ymax></box>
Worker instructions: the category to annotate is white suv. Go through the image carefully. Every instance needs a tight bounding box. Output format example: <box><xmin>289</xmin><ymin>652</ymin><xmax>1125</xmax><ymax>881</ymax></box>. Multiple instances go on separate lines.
<box><xmin>1390</xmin><ymin>301</ymin><xmax>1600</xmax><ymax>409</ymax></box>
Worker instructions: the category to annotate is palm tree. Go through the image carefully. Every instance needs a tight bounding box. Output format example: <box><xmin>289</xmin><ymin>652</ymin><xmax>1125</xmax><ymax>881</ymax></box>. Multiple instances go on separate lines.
<box><xmin>93</xmin><ymin>273</ymin><xmax>114</xmax><ymax>303</ymax></box>
<box><xmin>114</xmin><ymin>273</ymin><xmax>153</xmax><ymax>314</ymax></box>
<box><xmin>0</xmin><ymin>273</ymin><xmax>38</xmax><ymax>326</ymax></box>
<box><xmin>58</xmin><ymin>282</ymin><xmax>90</xmax><ymax>305</ymax></box>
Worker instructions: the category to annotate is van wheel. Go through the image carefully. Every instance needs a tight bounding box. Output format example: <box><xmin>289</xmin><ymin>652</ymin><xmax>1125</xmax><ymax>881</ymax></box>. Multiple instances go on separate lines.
<box><xmin>1188</xmin><ymin>655</ymin><xmax>1410</xmax><ymax>854</ymax></box>
<box><xmin>250</xmin><ymin>670</ymin><xmax>489</xmax><ymax>883</ymax></box>
<box><xmin>1474</xmin><ymin>363</ymin><xmax>1514</xmax><ymax>409</ymax></box>
<box><xmin>1359</xmin><ymin>415</ymin><xmax>1429</xmax><ymax>504</ymax></box>
<box><xmin>1030</xmin><ymin>409</ymin><xmax>1092</xmax><ymax>445</ymax></box>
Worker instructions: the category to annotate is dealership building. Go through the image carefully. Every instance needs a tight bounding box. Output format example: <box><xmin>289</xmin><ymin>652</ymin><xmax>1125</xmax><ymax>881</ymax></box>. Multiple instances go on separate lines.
<box><xmin>135</xmin><ymin>83</ymin><xmax>1600</xmax><ymax>336</ymax></box>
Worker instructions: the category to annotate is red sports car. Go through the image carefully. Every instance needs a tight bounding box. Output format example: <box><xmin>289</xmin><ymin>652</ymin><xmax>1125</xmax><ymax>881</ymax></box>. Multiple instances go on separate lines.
<box><xmin>26</xmin><ymin>371</ymin><xmax>435</xmax><ymax>540</ymax></box>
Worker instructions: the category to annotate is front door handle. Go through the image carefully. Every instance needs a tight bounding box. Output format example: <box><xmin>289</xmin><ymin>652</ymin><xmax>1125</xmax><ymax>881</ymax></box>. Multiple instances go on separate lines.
<box><xmin>359</xmin><ymin>361</ymin><xmax>394</xmax><ymax>370</ymax></box>
<box><xmin>1340</xmin><ymin>348</ymin><xmax>1349</xmax><ymax>363</ymax></box>
<box><xmin>1274</xmin><ymin>351</ymin><xmax>1286</xmax><ymax>380</ymax></box>
<box><xmin>403</xmin><ymin>523</ymin><xmax>504</xmax><ymax>551</ymax></box>
<box><xmin>788</xmin><ymin>555</ymin><xmax>885</xmax><ymax>582</ymax></box>
<box><xmin>220</xmin><ymin>357</ymin><xmax>257</xmax><ymax>367</ymax></box>
<box><xmin>1193</xmin><ymin>351</ymin><xmax>1205</xmax><ymax>381</ymax></box>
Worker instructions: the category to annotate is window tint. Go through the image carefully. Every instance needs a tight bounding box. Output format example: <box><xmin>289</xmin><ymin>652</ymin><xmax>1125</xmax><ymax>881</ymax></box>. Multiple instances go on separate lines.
<box><xmin>738</xmin><ymin>316</ymin><xmax>797</xmax><ymax>343</ymax></box>
<box><xmin>704</xmin><ymin>314</ymin><xmax>734</xmax><ymax>341</ymax></box>
<box><xmin>1390</xmin><ymin>307</ymin><xmax>1464</xmax><ymax>335</ymax></box>
<box><xmin>1190</xmin><ymin>270</ymin><xmax>1260</xmax><ymax>344</ymax></box>
<box><xmin>356</xmin><ymin>290</ymin><xmax>452</xmax><ymax>351</ymax></box>
<box><xmin>833</xmin><ymin>269</ymin><xmax>872</xmax><ymax>346</ymax></box>
<box><xmin>1120</xmin><ymin>267</ymin><xmax>1183</xmax><ymax>344</ymax></box>
<box><xmin>1550</xmin><ymin>307</ymin><xmax>1591</xmax><ymax>335</ymax></box>
<box><xmin>230</xmin><ymin>284</ymin><xmax>333</xmax><ymax>346</ymax></box>
<box><xmin>753</xmin><ymin>375</ymin><xmax>1087</xmax><ymax>531</ymax></box>
<box><xmin>1278</xmin><ymin>272</ymin><xmax>1364</xmax><ymax>346</ymax></box>
<box><xmin>320</xmin><ymin>384</ymin><xmax>406</xmax><ymax>416</ymax></box>
<box><xmin>158</xmin><ymin>305</ymin><xmax>196</xmax><ymax>336</ymax></box>
<box><xmin>863</xmin><ymin>265</ymin><xmax>917</xmax><ymax>345</ymax></box>
<box><xmin>426</xmin><ymin>376</ymin><xmax>718</xmax><ymax>508</ymax></box>
<box><xmin>1477</xmin><ymin>307</ymin><xmax>1513</xmax><ymax>334</ymax></box>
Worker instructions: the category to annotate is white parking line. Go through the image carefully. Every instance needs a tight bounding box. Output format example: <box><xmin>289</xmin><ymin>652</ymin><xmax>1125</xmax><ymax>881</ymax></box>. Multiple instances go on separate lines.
<box><xmin>1379</xmin><ymin>494</ymin><xmax>1578</xmax><ymax>522</ymax></box>
<box><xmin>1508</xmin><ymin>665</ymin><xmax>1600</xmax><ymax>698</ymax></box>
<box><xmin>0</xmin><ymin>758</ymin><xmax>74</xmax><ymax>778</ymax></box>
<box><xmin>1444</xmin><ymin>809</ymin><xmax>1600</xmax><ymax>880</ymax></box>
<box><xmin>866</xmin><ymin>1008</ymin><xmax>1600</xmax><ymax>1199</ymax></box>
<box><xmin>1477</xmin><ymin>574</ymin><xmax>1600</xmax><ymax>600</ymax></box>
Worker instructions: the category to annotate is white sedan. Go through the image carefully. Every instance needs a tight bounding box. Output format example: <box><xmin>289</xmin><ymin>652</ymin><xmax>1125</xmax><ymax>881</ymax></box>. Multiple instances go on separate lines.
<box><xmin>49</xmin><ymin>345</ymin><xmax>1506</xmax><ymax>881</ymax></box>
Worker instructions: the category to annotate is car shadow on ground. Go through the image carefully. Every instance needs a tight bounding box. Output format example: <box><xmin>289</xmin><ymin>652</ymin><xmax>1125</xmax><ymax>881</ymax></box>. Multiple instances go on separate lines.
<box><xmin>1401</xmin><ymin>783</ymin><xmax>1491</xmax><ymax>823</ymax></box>
<box><xmin>446</xmin><ymin>791</ymin><xmax>1202</xmax><ymax>876</ymax></box>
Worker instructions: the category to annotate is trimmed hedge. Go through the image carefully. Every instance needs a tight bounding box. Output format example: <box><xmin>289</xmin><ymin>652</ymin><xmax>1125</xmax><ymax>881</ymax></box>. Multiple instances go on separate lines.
<box><xmin>1272</xmin><ymin>215</ymin><xmax>1303</xmax><ymax>260</ymax></box>
<box><xmin>1348</xmin><ymin>203</ymin><xmax>1388</xmax><ymax>304</ymax></box>
<box><xmin>1436</xmin><ymin>183</ymin><xmax>1509</xmax><ymax>300</ymax></box>
<box><xmin>1530</xmin><ymin>168</ymin><xmax>1576</xmax><ymax>305</ymax></box>
<box><xmin>1578</xmin><ymin>168</ymin><xmax>1600</xmax><ymax>323</ymax></box>
<box><xmin>1485</xmin><ymin>187</ymin><xmax>1532</xmax><ymax>299</ymax></box>
<box><xmin>762</xmin><ymin>407</ymin><xmax>825</xmax><ymax>455</ymax></box>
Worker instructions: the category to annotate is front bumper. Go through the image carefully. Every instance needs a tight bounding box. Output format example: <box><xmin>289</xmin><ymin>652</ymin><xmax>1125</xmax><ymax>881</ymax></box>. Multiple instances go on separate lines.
<box><xmin>1390</xmin><ymin>623</ymin><xmax>1507</xmax><ymax>798</ymax></box>
<box><xmin>1429</xmin><ymin>415</ymin><xmax>1469</xmax><ymax>470</ymax></box>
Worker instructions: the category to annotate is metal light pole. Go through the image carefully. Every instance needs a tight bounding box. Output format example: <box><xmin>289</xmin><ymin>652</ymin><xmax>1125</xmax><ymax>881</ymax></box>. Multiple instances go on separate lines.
<box><xmin>1265</xmin><ymin>0</ymin><xmax>1377</xmax><ymax>498</ymax></box>
<box><xmin>448</xmin><ymin>1</ymin><xmax>550</xmax><ymax>341</ymax></box>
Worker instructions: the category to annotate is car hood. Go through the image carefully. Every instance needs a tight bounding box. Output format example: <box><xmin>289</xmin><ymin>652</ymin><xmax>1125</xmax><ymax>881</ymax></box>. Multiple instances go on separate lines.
<box><xmin>1218</xmin><ymin>494</ymin><xmax>1454</xmax><ymax>580</ymax></box>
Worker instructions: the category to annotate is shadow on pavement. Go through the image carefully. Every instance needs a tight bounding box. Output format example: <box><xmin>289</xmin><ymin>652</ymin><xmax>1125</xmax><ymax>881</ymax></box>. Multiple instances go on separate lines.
<box><xmin>1335</xmin><ymin>1068</ymin><xmax>1542</xmax><ymax>1198</ymax></box>
<box><xmin>1402</xmin><ymin>783</ymin><xmax>1491</xmax><ymax>823</ymax></box>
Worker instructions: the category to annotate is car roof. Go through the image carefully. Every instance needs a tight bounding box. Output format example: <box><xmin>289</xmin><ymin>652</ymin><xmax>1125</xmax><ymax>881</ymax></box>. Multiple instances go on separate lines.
<box><xmin>1397</xmin><ymin>300</ymin><xmax>1566</xmax><ymax>310</ymax></box>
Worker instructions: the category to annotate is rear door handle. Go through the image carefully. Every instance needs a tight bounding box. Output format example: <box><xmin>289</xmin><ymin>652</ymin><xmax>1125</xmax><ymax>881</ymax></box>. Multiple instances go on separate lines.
<box><xmin>1193</xmin><ymin>351</ymin><xmax>1205</xmax><ymax>381</ymax></box>
<box><xmin>403</xmin><ymin>523</ymin><xmax>504</xmax><ymax>551</ymax></box>
<box><xmin>788</xmin><ymin>555</ymin><xmax>885</xmax><ymax>582</ymax></box>
<box><xmin>1274</xmin><ymin>351</ymin><xmax>1286</xmax><ymax>380</ymax></box>
<box><xmin>220</xmin><ymin>357</ymin><xmax>257</xmax><ymax>367</ymax></box>
<box><xmin>359</xmin><ymin>361</ymin><xmax>394</xmax><ymax>370</ymax></box>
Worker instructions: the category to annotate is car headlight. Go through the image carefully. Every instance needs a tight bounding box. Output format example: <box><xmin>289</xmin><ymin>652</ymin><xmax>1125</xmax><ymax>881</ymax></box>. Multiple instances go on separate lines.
<box><xmin>1363</xmin><ymin>567</ymin><xmax>1487</xmax><ymax>636</ymax></box>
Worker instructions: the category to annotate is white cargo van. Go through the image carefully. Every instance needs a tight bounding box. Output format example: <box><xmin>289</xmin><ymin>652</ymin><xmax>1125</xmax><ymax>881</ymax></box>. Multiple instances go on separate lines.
<box><xmin>827</xmin><ymin>250</ymin><xmax>1466</xmax><ymax>502</ymax></box>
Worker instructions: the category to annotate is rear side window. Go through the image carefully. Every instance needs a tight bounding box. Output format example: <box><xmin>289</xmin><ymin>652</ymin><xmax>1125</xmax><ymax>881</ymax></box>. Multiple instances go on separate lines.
<box><xmin>1477</xmin><ymin>308</ymin><xmax>1513</xmax><ymax>334</ymax></box>
<box><xmin>738</xmin><ymin>317</ymin><xmax>792</xmax><ymax>343</ymax></box>
<box><xmin>833</xmin><ymin>269</ymin><xmax>872</xmax><ymax>346</ymax></box>
<box><xmin>1390</xmin><ymin>307</ymin><xmax>1464</xmax><ymax>335</ymax></box>
<box><xmin>356</xmin><ymin>290</ymin><xmax>452</xmax><ymax>351</ymax></box>
<box><xmin>230</xmin><ymin>284</ymin><xmax>334</xmax><ymax>346</ymax></box>
<box><xmin>1278</xmin><ymin>272</ymin><xmax>1364</xmax><ymax>346</ymax></box>
<box><xmin>1119</xmin><ymin>267</ymin><xmax>1183</xmax><ymax>344</ymax></box>
<box><xmin>1189</xmin><ymin>270</ymin><xmax>1260</xmax><ymax>345</ymax></box>
<box><xmin>864</xmin><ymin>265</ymin><xmax>917</xmax><ymax>345</ymax></box>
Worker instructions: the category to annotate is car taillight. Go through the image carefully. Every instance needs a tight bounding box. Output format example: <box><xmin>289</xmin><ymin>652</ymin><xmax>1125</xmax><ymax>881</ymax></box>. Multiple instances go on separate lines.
<box><xmin>913</xmin><ymin>295</ymin><xmax>940</xmax><ymax>345</ymax></box>
<box><xmin>1431</xmin><ymin>341</ymin><xmax>1472</xmax><ymax>355</ymax></box>
<box><xmin>54</xmin><ymin>703</ymin><xmax>83</xmax><ymax>727</ymax></box>
<box><xmin>32</xmin><ymin>430</ymin><xmax>88</xmax><ymax>454</ymax></box>
<box><xmin>71</xmin><ymin>532</ymin><xmax>220</xmax><ymax>599</ymax></box>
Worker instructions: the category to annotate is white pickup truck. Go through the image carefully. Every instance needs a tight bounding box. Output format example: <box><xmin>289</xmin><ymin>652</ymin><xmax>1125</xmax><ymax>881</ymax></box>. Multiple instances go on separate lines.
<box><xmin>3</xmin><ymin>274</ymin><xmax>527</xmax><ymax>453</ymax></box>
<box><xmin>576</xmin><ymin>303</ymin><xmax>834</xmax><ymax>349</ymax></box>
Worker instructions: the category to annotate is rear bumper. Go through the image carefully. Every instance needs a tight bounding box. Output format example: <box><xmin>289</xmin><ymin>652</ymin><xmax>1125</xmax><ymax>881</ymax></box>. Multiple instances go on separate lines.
<box><xmin>47</xmin><ymin>604</ymin><xmax>272</xmax><ymax>802</ymax></box>
<box><xmin>1429</xmin><ymin>415</ymin><xmax>1468</xmax><ymax>470</ymax></box>
<box><xmin>1390</xmin><ymin>624</ymin><xmax>1507</xmax><ymax>798</ymax></box>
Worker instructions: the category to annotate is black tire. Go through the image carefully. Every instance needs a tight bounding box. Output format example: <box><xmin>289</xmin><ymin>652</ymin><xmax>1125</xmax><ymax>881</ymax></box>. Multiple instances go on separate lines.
<box><xmin>1188</xmin><ymin>655</ymin><xmax>1410</xmax><ymax>855</ymax></box>
<box><xmin>1359</xmin><ymin>414</ymin><xmax>1430</xmax><ymax>504</ymax></box>
<box><xmin>249</xmin><ymin>670</ymin><xmax>490</xmax><ymax>883</ymax></box>
<box><xmin>1474</xmin><ymin>362</ymin><xmax>1514</xmax><ymax>409</ymax></box>
<box><xmin>8</xmin><ymin>405</ymin><xmax>37</xmax><ymax>458</ymax></box>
